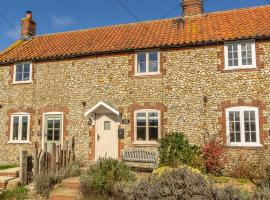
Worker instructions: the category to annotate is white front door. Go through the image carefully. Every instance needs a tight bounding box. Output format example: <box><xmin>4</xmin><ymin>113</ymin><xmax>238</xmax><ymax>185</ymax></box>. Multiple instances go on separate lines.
<box><xmin>96</xmin><ymin>113</ymin><xmax>118</xmax><ymax>160</ymax></box>
<box><xmin>44</xmin><ymin>114</ymin><xmax>63</xmax><ymax>153</ymax></box>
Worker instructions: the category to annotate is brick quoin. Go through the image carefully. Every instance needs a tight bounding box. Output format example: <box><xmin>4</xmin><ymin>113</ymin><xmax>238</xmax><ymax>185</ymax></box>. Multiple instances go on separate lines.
<box><xmin>218</xmin><ymin>99</ymin><xmax>267</xmax><ymax>149</ymax></box>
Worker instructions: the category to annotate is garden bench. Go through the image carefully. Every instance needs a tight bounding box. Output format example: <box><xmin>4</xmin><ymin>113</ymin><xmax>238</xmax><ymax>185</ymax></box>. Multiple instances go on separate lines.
<box><xmin>122</xmin><ymin>149</ymin><xmax>158</xmax><ymax>171</ymax></box>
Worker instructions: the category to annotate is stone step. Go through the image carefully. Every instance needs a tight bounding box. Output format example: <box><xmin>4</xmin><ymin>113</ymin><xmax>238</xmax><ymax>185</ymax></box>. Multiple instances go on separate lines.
<box><xmin>50</xmin><ymin>187</ymin><xmax>79</xmax><ymax>200</ymax></box>
<box><xmin>0</xmin><ymin>167</ymin><xmax>19</xmax><ymax>178</ymax></box>
<box><xmin>62</xmin><ymin>177</ymin><xmax>80</xmax><ymax>189</ymax></box>
<box><xmin>0</xmin><ymin>176</ymin><xmax>16</xmax><ymax>189</ymax></box>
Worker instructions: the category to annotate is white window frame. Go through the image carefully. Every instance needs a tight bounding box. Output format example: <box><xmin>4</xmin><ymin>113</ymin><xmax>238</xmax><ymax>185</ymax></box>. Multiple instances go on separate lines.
<box><xmin>224</xmin><ymin>40</ymin><xmax>256</xmax><ymax>70</ymax></box>
<box><xmin>134</xmin><ymin>109</ymin><xmax>160</xmax><ymax>144</ymax></box>
<box><xmin>8</xmin><ymin>112</ymin><xmax>31</xmax><ymax>144</ymax></box>
<box><xmin>225</xmin><ymin>106</ymin><xmax>261</xmax><ymax>147</ymax></box>
<box><xmin>135</xmin><ymin>51</ymin><xmax>160</xmax><ymax>76</ymax></box>
<box><xmin>13</xmin><ymin>63</ymin><xmax>33</xmax><ymax>84</ymax></box>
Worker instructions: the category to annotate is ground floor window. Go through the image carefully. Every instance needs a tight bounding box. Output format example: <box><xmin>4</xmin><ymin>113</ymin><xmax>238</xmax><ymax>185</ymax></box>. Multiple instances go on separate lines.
<box><xmin>226</xmin><ymin>106</ymin><xmax>260</xmax><ymax>147</ymax></box>
<box><xmin>134</xmin><ymin>109</ymin><xmax>160</xmax><ymax>144</ymax></box>
<box><xmin>9</xmin><ymin>113</ymin><xmax>30</xmax><ymax>143</ymax></box>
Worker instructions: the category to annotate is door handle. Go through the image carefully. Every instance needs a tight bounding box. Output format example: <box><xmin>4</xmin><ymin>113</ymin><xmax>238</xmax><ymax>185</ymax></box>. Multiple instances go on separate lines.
<box><xmin>97</xmin><ymin>134</ymin><xmax>101</xmax><ymax>141</ymax></box>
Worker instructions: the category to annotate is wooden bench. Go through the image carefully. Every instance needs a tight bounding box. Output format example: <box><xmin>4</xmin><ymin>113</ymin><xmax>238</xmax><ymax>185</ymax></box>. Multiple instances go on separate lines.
<box><xmin>122</xmin><ymin>149</ymin><xmax>158</xmax><ymax>171</ymax></box>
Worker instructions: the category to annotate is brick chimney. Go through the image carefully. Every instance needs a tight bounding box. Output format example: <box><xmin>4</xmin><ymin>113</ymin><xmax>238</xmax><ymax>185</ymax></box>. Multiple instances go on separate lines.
<box><xmin>21</xmin><ymin>11</ymin><xmax>36</xmax><ymax>40</ymax></box>
<box><xmin>182</xmin><ymin>0</ymin><xmax>204</xmax><ymax>16</ymax></box>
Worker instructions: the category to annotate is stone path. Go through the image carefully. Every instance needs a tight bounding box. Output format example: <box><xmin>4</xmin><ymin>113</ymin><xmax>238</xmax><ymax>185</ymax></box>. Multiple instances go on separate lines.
<box><xmin>0</xmin><ymin>167</ymin><xmax>19</xmax><ymax>192</ymax></box>
<box><xmin>49</xmin><ymin>177</ymin><xmax>81</xmax><ymax>200</ymax></box>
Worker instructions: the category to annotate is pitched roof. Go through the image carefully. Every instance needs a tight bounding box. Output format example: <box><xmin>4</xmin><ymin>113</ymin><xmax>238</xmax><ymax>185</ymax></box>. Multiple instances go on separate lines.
<box><xmin>0</xmin><ymin>5</ymin><xmax>270</xmax><ymax>64</ymax></box>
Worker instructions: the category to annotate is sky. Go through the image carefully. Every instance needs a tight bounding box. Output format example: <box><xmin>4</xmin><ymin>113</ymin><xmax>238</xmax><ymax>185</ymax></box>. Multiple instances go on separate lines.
<box><xmin>0</xmin><ymin>0</ymin><xmax>268</xmax><ymax>51</ymax></box>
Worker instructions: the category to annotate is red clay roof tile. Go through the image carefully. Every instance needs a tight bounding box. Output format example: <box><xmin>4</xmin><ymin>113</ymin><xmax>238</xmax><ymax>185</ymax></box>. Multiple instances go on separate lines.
<box><xmin>0</xmin><ymin>5</ymin><xmax>270</xmax><ymax>64</ymax></box>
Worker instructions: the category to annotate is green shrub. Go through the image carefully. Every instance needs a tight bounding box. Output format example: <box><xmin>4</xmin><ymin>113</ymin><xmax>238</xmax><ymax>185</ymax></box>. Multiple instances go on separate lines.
<box><xmin>80</xmin><ymin>158</ymin><xmax>135</xmax><ymax>198</ymax></box>
<box><xmin>159</xmin><ymin>132</ymin><xmax>202</xmax><ymax>168</ymax></box>
<box><xmin>0</xmin><ymin>164</ymin><xmax>18</xmax><ymax>170</ymax></box>
<box><xmin>128</xmin><ymin>167</ymin><xmax>247</xmax><ymax>200</ymax></box>
<box><xmin>34</xmin><ymin>161</ymin><xmax>81</xmax><ymax>197</ymax></box>
<box><xmin>0</xmin><ymin>186</ymin><xmax>28</xmax><ymax>200</ymax></box>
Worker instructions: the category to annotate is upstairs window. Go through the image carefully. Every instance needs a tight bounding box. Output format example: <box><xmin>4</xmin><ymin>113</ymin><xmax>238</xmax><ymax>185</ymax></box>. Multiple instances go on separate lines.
<box><xmin>134</xmin><ymin>109</ymin><xmax>160</xmax><ymax>144</ymax></box>
<box><xmin>226</xmin><ymin>106</ymin><xmax>260</xmax><ymax>147</ymax></box>
<box><xmin>9</xmin><ymin>113</ymin><xmax>30</xmax><ymax>143</ymax></box>
<box><xmin>13</xmin><ymin>63</ymin><xmax>32</xmax><ymax>83</ymax></box>
<box><xmin>224</xmin><ymin>41</ymin><xmax>256</xmax><ymax>70</ymax></box>
<box><xmin>136</xmin><ymin>51</ymin><xmax>159</xmax><ymax>75</ymax></box>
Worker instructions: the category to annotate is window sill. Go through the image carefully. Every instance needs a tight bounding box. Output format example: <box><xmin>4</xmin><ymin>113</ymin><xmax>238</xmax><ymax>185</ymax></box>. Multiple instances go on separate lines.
<box><xmin>11</xmin><ymin>81</ymin><xmax>33</xmax><ymax>85</ymax></box>
<box><xmin>8</xmin><ymin>141</ymin><xmax>31</xmax><ymax>144</ymax></box>
<box><xmin>133</xmin><ymin>141</ymin><xmax>159</xmax><ymax>145</ymax></box>
<box><xmin>227</xmin><ymin>143</ymin><xmax>262</xmax><ymax>148</ymax></box>
<box><xmin>134</xmin><ymin>72</ymin><xmax>161</xmax><ymax>77</ymax></box>
<box><xmin>224</xmin><ymin>66</ymin><xmax>256</xmax><ymax>71</ymax></box>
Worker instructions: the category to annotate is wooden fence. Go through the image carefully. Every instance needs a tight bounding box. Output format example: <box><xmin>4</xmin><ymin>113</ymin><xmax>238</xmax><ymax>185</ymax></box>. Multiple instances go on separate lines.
<box><xmin>19</xmin><ymin>137</ymin><xmax>76</xmax><ymax>185</ymax></box>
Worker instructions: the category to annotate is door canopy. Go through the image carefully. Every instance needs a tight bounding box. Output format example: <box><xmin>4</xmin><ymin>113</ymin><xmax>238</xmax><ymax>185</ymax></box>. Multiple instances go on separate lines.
<box><xmin>84</xmin><ymin>101</ymin><xmax>119</xmax><ymax>117</ymax></box>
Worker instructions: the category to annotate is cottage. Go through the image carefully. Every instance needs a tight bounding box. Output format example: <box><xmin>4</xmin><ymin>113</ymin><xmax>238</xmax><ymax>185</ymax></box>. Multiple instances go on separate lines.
<box><xmin>0</xmin><ymin>0</ymin><xmax>270</xmax><ymax>169</ymax></box>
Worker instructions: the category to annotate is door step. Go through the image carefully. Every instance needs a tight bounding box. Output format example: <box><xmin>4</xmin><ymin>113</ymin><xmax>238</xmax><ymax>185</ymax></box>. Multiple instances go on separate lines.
<box><xmin>0</xmin><ymin>167</ymin><xmax>19</xmax><ymax>178</ymax></box>
<box><xmin>50</xmin><ymin>177</ymin><xmax>81</xmax><ymax>200</ymax></box>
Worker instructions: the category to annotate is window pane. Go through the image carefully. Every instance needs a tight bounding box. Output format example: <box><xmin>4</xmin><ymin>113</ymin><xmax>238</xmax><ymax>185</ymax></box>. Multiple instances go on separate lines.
<box><xmin>16</xmin><ymin>72</ymin><xmax>23</xmax><ymax>82</ymax></box>
<box><xmin>149</xmin><ymin>112</ymin><xmax>158</xmax><ymax>126</ymax></box>
<box><xmin>23</xmin><ymin>72</ymin><xmax>30</xmax><ymax>81</ymax></box>
<box><xmin>21</xmin><ymin>116</ymin><xmax>28</xmax><ymax>140</ymax></box>
<box><xmin>227</xmin><ymin>44</ymin><xmax>238</xmax><ymax>67</ymax></box>
<box><xmin>23</xmin><ymin>63</ymin><xmax>30</xmax><ymax>73</ymax></box>
<box><xmin>245</xmin><ymin>132</ymin><xmax>250</xmax><ymax>142</ymax></box>
<box><xmin>137</xmin><ymin>53</ymin><xmax>146</xmax><ymax>73</ymax></box>
<box><xmin>104</xmin><ymin>121</ymin><xmax>111</xmax><ymax>130</ymax></box>
<box><xmin>149</xmin><ymin>62</ymin><xmax>158</xmax><ymax>72</ymax></box>
<box><xmin>137</xmin><ymin>127</ymin><xmax>146</xmax><ymax>141</ymax></box>
<box><xmin>137</xmin><ymin>113</ymin><xmax>146</xmax><ymax>126</ymax></box>
<box><xmin>235</xmin><ymin>132</ymin><xmax>241</xmax><ymax>142</ymax></box>
<box><xmin>13</xmin><ymin>116</ymin><xmax>19</xmax><ymax>140</ymax></box>
<box><xmin>16</xmin><ymin>64</ymin><xmax>23</xmax><ymax>73</ymax></box>
<box><xmin>149</xmin><ymin>127</ymin><xmax>158</xmax><ymax>141</ymax></box>
<box><xmin>48</xmin><ymin>120</ymin><xmax>54</xmax><ymax>129</ymax></box>
<box><xmin>149</xmin><ymin>52</ymin><xmax>158</xmax><ymax>62</ymax></box>
<box><xmin>137</xmin><ymin>53</ymin><xmax>146</xmax><ymax>63</ymax></box>
<box><xmin>241</xmin><ymin>43</ymin><xmax>253</xmax><ymax>66</ymax></box>
<box><xmin>47</xmin><ymin>130</ymin><xmax>53</xmax><ymax>141</ymax></box>
<box><xmin>54</xmin><ymin>120</ymin><xmax>60</xmax><ymax>129</ymax></box>
<box><xmin>228</xmin><ymin>111</ymin><xmax>241</xmax><ymax>143</ymax></box>
<box><xmin>138</xmin><ymin>63</ymin><xmax>146</xmax><ymax>73</ymax></box>
<box><xmin>54</xmin><ymin>130</ymin><xmax>60</xmax><ymax>141</ymax></box>
<box><xmin>235</xmin><ymin>112</ymin><xmax>240</xmax><ymax>121</ymax></box>
<box><xmin>251</xmin><ymin>132</ymin><xmax>256</xmax><ymax>142</ymax></box>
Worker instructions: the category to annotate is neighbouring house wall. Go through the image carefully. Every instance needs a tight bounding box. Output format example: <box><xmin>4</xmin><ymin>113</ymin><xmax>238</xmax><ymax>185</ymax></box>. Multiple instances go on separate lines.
<box><xmin>0</xmin><ymin>39</ymin><xmax>270</xmax><ymax>171</ymax></box>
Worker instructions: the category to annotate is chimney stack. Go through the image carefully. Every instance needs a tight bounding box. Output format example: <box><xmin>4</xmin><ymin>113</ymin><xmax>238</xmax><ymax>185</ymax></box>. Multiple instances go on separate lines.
<box><xmin>21</xmin><ymin>11</ymin><xmax>36</xmax><ymax>40</ymax></box>
<box><xmin>182</xmin><ymin>0</ymin><xmax>204</xmax><ymax>17</ymax></box>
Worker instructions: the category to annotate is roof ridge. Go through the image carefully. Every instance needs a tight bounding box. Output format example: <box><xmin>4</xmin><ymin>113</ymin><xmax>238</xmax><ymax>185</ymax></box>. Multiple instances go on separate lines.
<box><xmin>33</xmin><ymin>4</ymin><xmax>270</xmax><ymax>38</ymax></box>
<box><xmin>205</xmin><ymin>4</ymin><xmax>270</xmax><ymax>16</ymax></box>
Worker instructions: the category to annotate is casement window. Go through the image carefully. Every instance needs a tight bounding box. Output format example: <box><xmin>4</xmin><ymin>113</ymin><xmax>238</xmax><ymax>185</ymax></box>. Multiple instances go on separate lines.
<box><xmin>136</xmin><ymin>51</ymin><xmax>160</xmax><ymax>75</ymax></box>
<box><xmin>224</xmin><ymin>41</ymin><xmax>256</xmax><ymax>70</ymax></box>
<box><xmin>13</xmin><ymin>63</ymin><xmax>32</xmax><ymax>83</ymax></box>
<box><xmin>134</xmin><ymin>109</ymin><xmax>160</xmax><ymax>144</ymax></box>
<box><xmin>226</xmin><ymin>106</ymin><xmax>261</xmax><ymax>147</ymax></box>
<box><xmin>9</xmin><ymin>113</ymin><xmax>30</xmax><ymax>143</ymax></box>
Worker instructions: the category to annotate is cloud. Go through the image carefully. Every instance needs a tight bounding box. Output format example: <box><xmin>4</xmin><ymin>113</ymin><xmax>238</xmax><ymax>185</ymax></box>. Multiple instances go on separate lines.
<box><xmin>7</xmin><ymin>25</ymin><xmax>20</xmax><ymax>39</ymax></box>
<box><xmin>52</xmin><ymin>16</ymin><xmax>74</xmax><ymax>27</ymax></box>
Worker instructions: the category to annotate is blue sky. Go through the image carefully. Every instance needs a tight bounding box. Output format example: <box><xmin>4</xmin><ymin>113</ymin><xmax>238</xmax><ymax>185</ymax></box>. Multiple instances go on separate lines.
<box><xmin>0</xmin><ymin>0</ymin><xmax>268</xmax><ymax>51</ymax></box>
